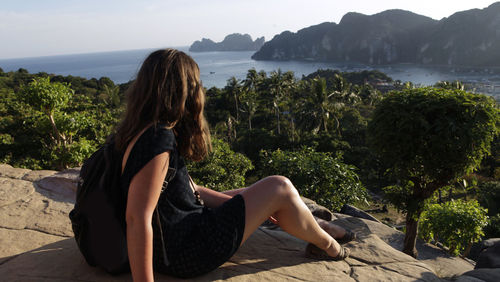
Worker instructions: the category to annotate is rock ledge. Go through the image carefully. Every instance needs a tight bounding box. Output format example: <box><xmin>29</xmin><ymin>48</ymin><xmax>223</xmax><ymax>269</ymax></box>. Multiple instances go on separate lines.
<box><xmin>0</xmin><ymin>165</ymin><xmax>480</xmax><ymax>281</ymax></box>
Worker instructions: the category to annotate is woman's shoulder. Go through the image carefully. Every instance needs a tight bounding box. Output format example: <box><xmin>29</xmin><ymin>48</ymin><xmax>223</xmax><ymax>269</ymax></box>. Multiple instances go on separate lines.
<box><xmin>141</xmin><ymin>123</ymin><xmax>176</xmax><ymax>151</ymax></box>
<box><xmin>121</xmin><ymin>124</ymin><xmax>176</xmax><ymax>180</ymax></box>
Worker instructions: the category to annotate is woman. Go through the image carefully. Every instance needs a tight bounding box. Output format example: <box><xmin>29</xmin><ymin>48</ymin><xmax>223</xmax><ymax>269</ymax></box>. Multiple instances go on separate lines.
<box><xmin>115</xmin><ymin>49</ymin><xmax>354</xmax><ymax>281</ymax></box>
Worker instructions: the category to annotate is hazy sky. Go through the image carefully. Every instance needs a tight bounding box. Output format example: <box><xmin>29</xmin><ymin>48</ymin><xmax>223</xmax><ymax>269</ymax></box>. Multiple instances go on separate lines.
<box><xmin>1</xmin><ymin>0</ymin><xmax>498</xmax><ymax>59</ymax></box>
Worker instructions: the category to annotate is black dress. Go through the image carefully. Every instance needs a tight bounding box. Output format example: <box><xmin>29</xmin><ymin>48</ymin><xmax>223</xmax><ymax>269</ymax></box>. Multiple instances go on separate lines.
<box><xmin>120</xmin><ymin>124</ymin><xmax>246</xmax><ymax>278</ymax></box>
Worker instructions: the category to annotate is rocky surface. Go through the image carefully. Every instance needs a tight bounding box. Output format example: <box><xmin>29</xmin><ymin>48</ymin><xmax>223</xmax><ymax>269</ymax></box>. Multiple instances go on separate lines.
<box><xmin>469</xmin><ymin>238</ymin><xmax>500</xmax><ymax>261</ymax></box>
<box><xmin>475</xmin><ymin>241</ymin><xmax>500</xmax><ymax>269</ymax></box>
<box><xmin>0</xmin><ymin>164</ymin><xmax>487</xmax><ymax>281</ymax></box>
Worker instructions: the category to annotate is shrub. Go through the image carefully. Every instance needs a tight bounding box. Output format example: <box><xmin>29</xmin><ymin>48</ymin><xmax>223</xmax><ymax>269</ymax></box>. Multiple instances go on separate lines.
<box><xmin>258</xmin><ymin>146</ymin><xmax>366</xmax><ymax>211</ymax></box>
<box><xmin>419</xmin><ymin>199</ymin><xmax>488</xmax><ymax>256</ymax></box>
<box><xmin>187</xmin><ymin>138</ymin><xmax>253</xmax><ymax>192</ymax></box>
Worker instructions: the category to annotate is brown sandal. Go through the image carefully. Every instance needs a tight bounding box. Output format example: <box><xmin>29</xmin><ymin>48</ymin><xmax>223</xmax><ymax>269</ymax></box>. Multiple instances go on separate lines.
<box><xmin>336</xmin><ymin>229</ymin><xmax>356</xmax><ymax>244</ymax></box>
<box><xmin>305</xmin><ymin>243</ymin><xmax>350</xmax><ymax>261</ymax></box>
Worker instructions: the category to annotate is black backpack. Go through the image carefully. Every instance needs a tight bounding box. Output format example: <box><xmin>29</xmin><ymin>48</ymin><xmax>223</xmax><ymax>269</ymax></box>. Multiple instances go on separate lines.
<box><xmin>69</xmin><ymin>140</ymin><xmax>175</xmax><ymax>274</ymax></box>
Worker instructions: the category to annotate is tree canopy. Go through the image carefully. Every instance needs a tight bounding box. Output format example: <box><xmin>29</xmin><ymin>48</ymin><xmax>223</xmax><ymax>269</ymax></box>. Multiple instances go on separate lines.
<box><xmin>368</xmin><ymin>87</ymin><xmax>499</xmax><ymax>257</ymax></box>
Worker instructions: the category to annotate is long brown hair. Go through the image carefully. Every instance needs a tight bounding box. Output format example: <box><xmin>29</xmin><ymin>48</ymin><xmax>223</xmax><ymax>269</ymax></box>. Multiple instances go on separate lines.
<box><xmin>114</xmin><ymin>49</ymin><xmax>211</xmax><ymax>161</ymax></box>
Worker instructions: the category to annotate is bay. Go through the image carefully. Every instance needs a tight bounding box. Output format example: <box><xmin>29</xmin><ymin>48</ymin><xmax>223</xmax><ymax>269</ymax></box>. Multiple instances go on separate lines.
<box><xmin>1</xmin><ymin>47</ymin><xmax>500</xmax><ymax>98</ymax></box>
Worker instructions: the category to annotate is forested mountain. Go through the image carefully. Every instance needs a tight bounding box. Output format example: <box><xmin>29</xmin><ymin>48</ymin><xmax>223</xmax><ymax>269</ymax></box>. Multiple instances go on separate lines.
<box><xmin>189</xmin><ymin>33</ymin><xmax>265</xmax><ymax>52</ymax></box>
<box><xmin>252</xmin><ymin>2</ymin><xmax>500</xmax><ymax>67</ymax></box>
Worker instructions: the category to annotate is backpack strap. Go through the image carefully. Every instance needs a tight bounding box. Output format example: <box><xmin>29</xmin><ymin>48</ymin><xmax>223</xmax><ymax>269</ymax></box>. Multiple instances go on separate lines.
<box><xmin>122</xmin><ymin>125</ymin><xmax>176</xmax><ymax>193</ymax></box>
<box><xmin>155</xmin><ymin>153</ymin><xmax>176</xmax><ymax>267</ymax></box>
<box><xmin>161</xmin><ymin>151</ymin><xmax>177</xmax><ymax>193</ymax></box>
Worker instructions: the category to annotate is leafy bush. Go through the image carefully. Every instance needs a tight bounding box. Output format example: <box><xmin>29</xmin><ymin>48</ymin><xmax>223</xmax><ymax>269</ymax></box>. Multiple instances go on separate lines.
<box><xmin>258</xmin><ymin>146</ymin><xmax>366</xmax><ymax>211</ymax></box>
<box><xmin>0</xmin><ymin>72</ymin><xmax>121</xmax><ymax>170</ymax></box>
<box><xmin>187</xmin><ymin>138</ymin><xmax>253</xmax><ymax>191</ymax></box>
<box><xmin>419</xmin><ymin>199</ymin><xmax>488</xmax><ymax>256</ymax></box>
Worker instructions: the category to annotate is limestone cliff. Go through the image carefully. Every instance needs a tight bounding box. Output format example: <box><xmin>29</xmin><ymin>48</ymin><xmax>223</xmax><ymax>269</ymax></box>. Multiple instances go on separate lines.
<box><xmin>190</xmin><ymin>33</ymin><xmax>265</xmax><ymax>52</ymax></box>
<box><xmin>252</xmin><ymin>3</ymin><xmax>500</xmax><ymax>67</ymax></box>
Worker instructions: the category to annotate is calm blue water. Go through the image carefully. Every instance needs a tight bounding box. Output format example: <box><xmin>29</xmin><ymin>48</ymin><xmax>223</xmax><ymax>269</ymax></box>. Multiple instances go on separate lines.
<box><xmin>1</xmin><ymin>47</ymin><xmax>500</xmax><ymax>89</ymax></box>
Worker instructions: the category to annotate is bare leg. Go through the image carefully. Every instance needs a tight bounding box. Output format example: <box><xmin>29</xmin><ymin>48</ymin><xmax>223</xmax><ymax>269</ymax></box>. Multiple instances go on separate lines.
<box><xmin>315</xmin><ymin>217</ymin><xmax>346</xmax><ymax>239</ymax></box>
<box><xmin>239</xmin><ymin>176</ymin><xmax>341</xmax><ymax>257</ymax></box>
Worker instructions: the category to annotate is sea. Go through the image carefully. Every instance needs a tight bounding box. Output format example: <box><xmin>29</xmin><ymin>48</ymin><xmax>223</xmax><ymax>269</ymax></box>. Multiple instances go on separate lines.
<box><xmin>1</xmin><ymin>47</ymin><xmax>500</xmax><ymax>96</ymax></box>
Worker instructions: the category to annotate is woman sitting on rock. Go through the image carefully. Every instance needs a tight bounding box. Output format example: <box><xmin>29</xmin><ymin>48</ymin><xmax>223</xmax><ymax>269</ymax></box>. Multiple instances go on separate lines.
<box><xmin>116</xmin><ymin>49</ymin><xmax>355</xmax><ymax>281</ymax></box>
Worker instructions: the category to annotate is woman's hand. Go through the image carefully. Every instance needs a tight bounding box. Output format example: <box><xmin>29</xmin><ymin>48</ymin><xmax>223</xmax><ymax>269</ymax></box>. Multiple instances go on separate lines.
<box><xmin>268</xmin><ymin>214</ymin><xmax>279</xmax><ymax>225</ymax></box>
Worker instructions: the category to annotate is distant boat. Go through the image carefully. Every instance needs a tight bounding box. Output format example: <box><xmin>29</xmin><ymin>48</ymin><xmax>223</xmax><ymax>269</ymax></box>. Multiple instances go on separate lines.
<box><xmin>210</xmin><ymin>71</ymin><xmax>215</xmax><ymax>74</ymax></box>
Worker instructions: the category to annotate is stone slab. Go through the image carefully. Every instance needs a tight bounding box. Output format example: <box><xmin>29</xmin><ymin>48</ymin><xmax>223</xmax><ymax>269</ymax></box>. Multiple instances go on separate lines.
<box><xmin>0</xmin><ymin>177</ymin><xmax>34</xmax><ymax>207</ymax></box>
<box><xmin>0</xmin><ymin>164</ymin><xmax>31</xmax><ymax>179</ymax></box>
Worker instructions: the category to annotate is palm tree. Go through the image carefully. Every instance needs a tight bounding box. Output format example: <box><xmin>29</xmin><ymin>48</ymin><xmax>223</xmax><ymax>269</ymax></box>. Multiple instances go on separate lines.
<box><xmin>225</xmin><ymin>77</ymin><xmax>242</xmax><ymax>122</ymax></box>
<box><xmin>240</xmin><ymin>69</ymin><xmax>262</xmax><ymax>130</ymax></box>
<box><xmin>297</xmin><ymin>76</ymin><xmax>349</xmax><ymax>135</ymax></box>
<box><xmin>313</xmin><ymin>77</ymin><xmax>332</xmax><ymax>132</ymax></box>
<box><xmin>434</xmin><ymin>80</ymin><xmax>465</xmax><ymax>90</ymax></box>
<box><xmin>332</xmin><ymin>74</ymin><xmax>360</xmax><ymax>105</ymax></box>
<box><xmin>285</xmin><ymin>80</ymin><xmax>305</xmax><ymax>141</ymax></box>
<box><xmin>355</xmin><ymin>84</ymin><xmax>381</xmax><ymax>106</ymax></box>
<box><xmin>99</xmin><ymin>84</ymin><xmax>121</xmax><ymax>108</ymax></box>
<box><xmin>302</xmin><ymin>77</ymin><xmax>336</xmax><ymax>133</ymax></box>
<box><xmin>269</xmin><ymin>69</ymin><xmax>294</xmax><ymax>135</ymax></box>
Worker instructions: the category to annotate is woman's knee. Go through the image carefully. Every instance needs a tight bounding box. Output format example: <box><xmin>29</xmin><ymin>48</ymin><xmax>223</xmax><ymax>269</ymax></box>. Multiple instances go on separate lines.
<box><xmin>263</xmin><ymin>175</ymin><xmax>298</xmax><ymax>198</ymax></box>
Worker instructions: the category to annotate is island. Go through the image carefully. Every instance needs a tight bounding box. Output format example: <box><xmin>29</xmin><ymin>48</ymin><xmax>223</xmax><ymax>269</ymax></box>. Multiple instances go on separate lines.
<box><xmin>189</xmin><ymin>33</ymin><xmax>265</xmax><ymax>52</ymax></box>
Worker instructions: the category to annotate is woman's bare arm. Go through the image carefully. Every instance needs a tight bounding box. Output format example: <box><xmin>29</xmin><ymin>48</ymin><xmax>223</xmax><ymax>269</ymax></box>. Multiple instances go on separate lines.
<box><xmin>195</xmin><ymin>185</ymin><xmax>250</xmax><ymax>208</ymax></box>
<box><xmin>126</xmin><ymin>152</ymin><xmax>170</xmax><ymax>282</ymax></box>
<box><xmin>221</xmin><ymin>187</ymin><xmax>249</xmax><ymax>197</ymax></box>
<box><xmin>196</xmin><ymin>186</ymin><xmax>232</xmax><ymax>208</ymax></box>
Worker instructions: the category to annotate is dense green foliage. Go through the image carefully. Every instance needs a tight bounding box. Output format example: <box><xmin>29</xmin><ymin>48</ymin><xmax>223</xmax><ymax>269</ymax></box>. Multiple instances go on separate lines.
<box><xmin>419</xmin><ymin>199</ymin><xmax>488</xmax><ymax>256</ymax></box>
<box><xmin>303</xmin><ymin>69</ymin><xmax>393</xmax><ymax>87</ymax></box>
<box><xmin>370</xmin><ymin>88</ymin><xmax>498</xmax><ymax>189</ymax></box>
<box><xmin>259</xmin><ymin>147</ymin><xmax>366</xmax><ymax>211</ymax></box>
<box><xmin>368</xmin><ymin>87</ymin><xmax>499</xmax><ymax>257</ymax></box>
<box><xmin>0</xmin><ymin>69</ymin><xmax>122</xmax><ymax>169</ymax></box>
<box><xmin>205</xmin><ymin>68</ymin><xmax>382</xmax><ymax>191</ymax></box>
<box><xmin>2</xmin><ymin>66</ymin><xmax>499</xmax><ymax>248</ymax></box>
<box><xmin>186</xmin><ymin>138</ymin><xmax>254</xmax><ymax>191</ymax></box>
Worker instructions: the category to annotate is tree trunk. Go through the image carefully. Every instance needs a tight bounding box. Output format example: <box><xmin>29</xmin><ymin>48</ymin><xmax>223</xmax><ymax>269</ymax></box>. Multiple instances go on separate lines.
<box><xmin>321</xmin><ymin>109</ymin><xmax>328</xmax><ymax>132</ymax></box>
<box><xmin>334</xmin><ymin>116</ymin><xmax>341</xmax><ymax>137</ymax></box>
<box><xmin>48</xmin><ymin>113</ymin><xmax>63</xmax><ymax>145</ymax></box>
<box><xmin>462</xmin><ymin>242</ymin><xmax>473</xmax><ymax>258</ymax></box>
<box><xmin>403</xmin><ymin>212</ymin><xmax>420</xmax><ymax>258</ymax></box>
<box><xmin>277</xmin><ymin>109</ymin><xmax>281</xmax><ymax>135</ymax></box>
<box><xmin>234</xmin><ymin>94</ymin><xmax>239</xmax><ymax>121</ymax></box>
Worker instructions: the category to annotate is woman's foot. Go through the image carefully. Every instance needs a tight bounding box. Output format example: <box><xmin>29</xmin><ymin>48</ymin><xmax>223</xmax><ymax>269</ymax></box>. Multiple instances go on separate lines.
<box><xmin>305</xmin><ymin>242</ymin><xmax>350</xmax><ymax>261</ymax></box>
<box><xmin>316</xmin><ymin>218</ymin><xmax>356</xmax><ymax>244</ymax></box>
<box><xmin>336</xmin><ymin>229</ymin><xmax>356</xmax><ymax>244</ymax></box>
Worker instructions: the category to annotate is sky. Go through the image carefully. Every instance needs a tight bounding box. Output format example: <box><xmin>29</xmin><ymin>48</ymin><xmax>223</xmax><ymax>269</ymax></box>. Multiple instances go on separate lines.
<box><xmin>1</xmin><ymin>0</ymin><xmax>498</xmax><ymax>59</ymax></box>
